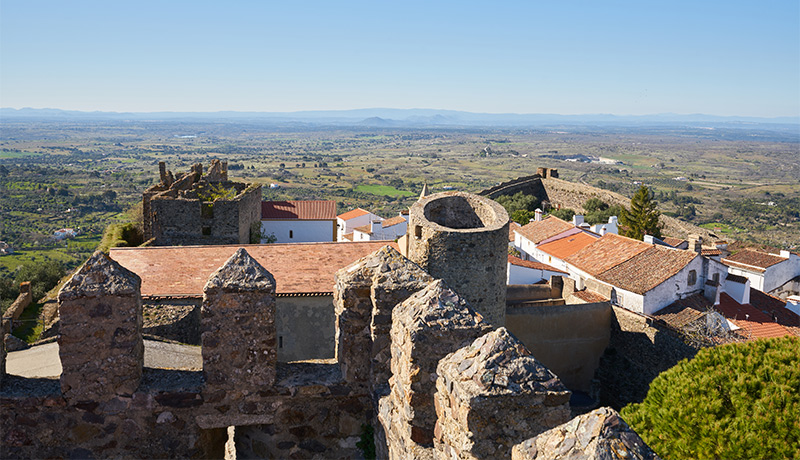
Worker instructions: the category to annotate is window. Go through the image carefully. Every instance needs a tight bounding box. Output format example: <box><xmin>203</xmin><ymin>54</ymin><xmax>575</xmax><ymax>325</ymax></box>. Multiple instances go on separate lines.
<box><xmin>202</xmin><ymin>226</ymin><xmax>211</xmax><ymax>236</ymax></box>
<box><xmin>688</xmin><ymin>269</ymin><xmax>697</xmax><ymax>286</ymax></box>
<box><xmin>289</xmin><ymin>230</ymin><xmax>293</xmax><ymax>239</ymax></box>
<box><xmin>414</xmin><ymin>225</ymin><xmax>422</xmax><ymax>239</ymax></box>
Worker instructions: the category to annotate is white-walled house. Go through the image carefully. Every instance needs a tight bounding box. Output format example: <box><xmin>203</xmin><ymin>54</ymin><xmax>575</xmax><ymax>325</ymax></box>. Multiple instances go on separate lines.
<box><xmin>352</xmin><ymin>214</ymin><xmax>408</xmax><ymax>241</ymax></box>
<box><xmin>513</xmin><ymin>215</ymin><xmax>574</xmax><ymax>260</ymax></box>
<box><xmin>722</xmin><ymin>249</ymin><xmax>800</xmax><ymax>297</ymax></box>
<box><xmin>561</xmin><ymin>233</ymin><xmax>717</xmax><ymax>315</ymax></box>
<box><xmin>261</xmin><ymin>200</ymin><xmax>336</xmax><ymax>243</ymax></box>
<box><xmin>337</xmin><ymin>208</ymin><xmax>383</xmax><ymax>242</ymax></box>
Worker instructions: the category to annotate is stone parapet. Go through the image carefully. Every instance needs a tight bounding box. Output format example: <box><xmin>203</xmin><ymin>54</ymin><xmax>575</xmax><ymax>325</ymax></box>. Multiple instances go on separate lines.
<box><xmin>512</xmin><ymin>407</ymin><xmax>660</xmax><ymax>460</ymax></box>
<box><xmin>434</xmin><ymin>328</ymin><xmax>571</xmax><ymax>459</ymax></box>
<box><xmin>385</xmin><ymin>279</ymin><xmax>492</xmax><ymax>453</ymax></box>
<box><xmin>202</xmin><ymin>248</ymin><xmax>277</xmax><ymax>395</ymax></box>
<box><xmin>57</xmin><ymin>252</ymin><xmax>143</xmax><ymax>403</ymax></box>
<box><xmin>333</xmin><ymin>245</ymin><xmax>433</xmax><ymax>391</ymax></box>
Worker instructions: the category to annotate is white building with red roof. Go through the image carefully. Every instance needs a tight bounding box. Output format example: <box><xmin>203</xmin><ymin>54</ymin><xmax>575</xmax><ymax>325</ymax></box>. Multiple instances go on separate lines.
<box><xmin>261</xmin><ymin>200</ymin><xmax>337</xmax><ymax>243</ymax></box>
<box><xmin>336</xmin><ymin>208</ymin><xmax>383</xmax><ymax>242</ymax></box>
<box><xmin>722</xmin><ymin>248</ymin><xmax>800</xmax><ymax>297</ymax></box>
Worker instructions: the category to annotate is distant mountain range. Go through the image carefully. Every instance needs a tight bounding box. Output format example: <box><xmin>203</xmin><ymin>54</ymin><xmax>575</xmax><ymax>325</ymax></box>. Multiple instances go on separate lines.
<box><xmin>1</xmin><ymin>107</ymin><xmax>798</xmax><ymax>128</ymax></box>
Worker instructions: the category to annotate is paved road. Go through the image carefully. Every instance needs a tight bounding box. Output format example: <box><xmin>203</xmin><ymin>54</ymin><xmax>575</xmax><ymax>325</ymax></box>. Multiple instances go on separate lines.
<box><xmin>6</xmin><ymin>340</ymin><xmax>202</xmax><ymax>378</ymax></box>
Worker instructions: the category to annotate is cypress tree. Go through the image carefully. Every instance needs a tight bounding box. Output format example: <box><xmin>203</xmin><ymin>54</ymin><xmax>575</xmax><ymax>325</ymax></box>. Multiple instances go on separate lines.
<box><xmin>620</xmin><ymin>185</ymin><xmax>662</xmax><ymax>239</ymax></box>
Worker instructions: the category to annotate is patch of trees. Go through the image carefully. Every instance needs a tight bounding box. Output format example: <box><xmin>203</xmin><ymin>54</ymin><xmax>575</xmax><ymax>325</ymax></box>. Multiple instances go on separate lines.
<box><xmin>582</xmin><ymin>198</ymin><xmax>626</xmax><ymax>225</ymax></box>
<box><xmin>619</xmin><ymin>185</ymin><xmax>662</xmax><ymax>239</ymax></box>
<box><xmin>0</xmin><ymin>259</ymin><xmax>65</xmax><ymax>314</ymax></box>
<box><xmin>494</xmin><ymin>192</ymin><xmax>540</xmax><ymax>224</ymax></box>
<box><xmin>622</xmin><ymin>337</ymin><xmax>799</xmax><ymax>459</ymax></box>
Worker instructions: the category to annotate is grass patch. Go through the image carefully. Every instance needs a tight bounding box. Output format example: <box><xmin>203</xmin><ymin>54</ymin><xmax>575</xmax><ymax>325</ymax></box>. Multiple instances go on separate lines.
<box><xmin>11</xmin><ymin>302</ymin><xmax>45</xmax><ymax>343</ymax></box>
<box><xmin>0</xmin><ymin>249</ymin><xmax>76</xmax><ymax>273</ymax></box>
<box><xmin>355</xmin><ymin>184</ymin><xmax>414</xmax><ymax>197</ymax></box>
<box><xmin>0</xmin><ymin>150</ymin><xmax>41</xmax><ymax>159</ymax></box>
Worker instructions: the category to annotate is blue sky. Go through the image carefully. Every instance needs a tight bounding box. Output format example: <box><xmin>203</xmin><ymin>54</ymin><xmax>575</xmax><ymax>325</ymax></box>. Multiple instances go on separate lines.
<box><xmin>1</xmin><ymin>1</ymin><xmax>798</xmax><ymax>117</ymax></box>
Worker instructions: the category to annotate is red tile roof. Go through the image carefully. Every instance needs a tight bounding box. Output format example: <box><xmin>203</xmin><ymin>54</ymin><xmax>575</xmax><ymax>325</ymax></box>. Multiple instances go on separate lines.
<box><xmin>507</xmin><ymin>255</ymin><xmax>567</xmax><ymax>273</ymax></box>
<box><xmin>571</xmin><ymin>290</ymin><xmax>609</xmax><ymax>303</ymax></box>
<box><xmin>515</xmin><ymin>216</ymin><xmax>574</xmax><ymax>245</ymax></box>
<box><xmin>723</xmin><ymin>249</ymin><xmax>787</xmax><ymax>270</ymax></box>
<box><xmin>110</xmin><ymin>242</ymin><xmax>396</xmax><ymax>296</ymax></box>
<box><xmin>564</xmin><ymin>233</ymin><xmax>650</xmax><ymax>276</ymax></box>
<box><xmin>536</xmin><ymin>231</ymin><xmax>599</xmax><ymax>261</ymax></box>
<box><xmin>596</xmin><ymin>245</ymin><xmax>698</xmax><ymax>295</ymax></box>
<box><xmin>749</xmin><ymin>288</ymin><xmax>800</xmax><ymax>328</ymax></box>
<box><xmin>653</xmin><ymin>293</ymin><xmax>711</xmax><ymax>329</ymax></box>
<box><xmin>353</xmin><ymin>224</ymin><xmax>373</xmax><ymax>235</ymax></box>
<box><xmin>701</xmin><ymin>248</ymin><xmax>722</xmax><ymax>256</ymax></box>
<box><xmin>382</xmin><ymin>216</ymin><xmax>407</xmax><ymax>228</ymax></box>
<box><xmin>262</xmin><ymin>200</ymin><xmax>336</xmax><ymax>220</ymax></box>
<box><xmin>717</xmin><ymin>293</ymin><xmax>793</xmax><ymax>340</ymax></box>
<box><xmin>341</xmin><ymin>233</ymin><xmax>354</xmax><ymax>241</ymax></box>
<box><xmin>662</xmin><ymin>237</ymin><xmax>687</xmax><ymax>248</ymax></box>
<box><xmin>338</xmin><ymin>208</ymin><xmax>371</xmax><ymax>221</ymax></box>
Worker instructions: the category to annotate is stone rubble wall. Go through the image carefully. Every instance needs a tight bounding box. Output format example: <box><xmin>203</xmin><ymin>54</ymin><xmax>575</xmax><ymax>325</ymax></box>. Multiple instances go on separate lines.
<box><xmin>384</xmin><ymin>279</ymin><xmax>493</xmax><ymax>456</ymax></box>
<box><xmin>57</xmin><ymin>252</ymin><xmax>144</xmax><ymax>403</ymax></box>
<box><xmin>434</xmin><ymin>328</ymin><xmax>572</xmax><ymax>459</ymax></box>
<box><xmin>143</xmin><ymin>162</ymin><xmax>261</xmax><ymax>246</ymax></box>
<box><xmin>594</xmin><ymin>306</ymin><xmax>697</xmax><ymax>409</ymax></box>
<box><xmin>2</xmin><ymin>282</ymin><xmax>33</xmax><ymax>322</ymax></box>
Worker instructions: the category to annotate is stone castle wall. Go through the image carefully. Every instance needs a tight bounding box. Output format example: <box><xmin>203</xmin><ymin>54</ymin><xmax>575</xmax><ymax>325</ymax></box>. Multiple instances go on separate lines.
<box><xmin>1</xmin><ymin>198</ymin><xmax>660</xmax><ymax>458</ymax></box>
<box><xmin>143</xmin><ymin>161</ymin><xmax>261</xmax><ymax>246</ymax></box>
<box><xmin>594</xmin><ymin>306</ymin><xmax>698</xmax><ymax>409</ymax></box>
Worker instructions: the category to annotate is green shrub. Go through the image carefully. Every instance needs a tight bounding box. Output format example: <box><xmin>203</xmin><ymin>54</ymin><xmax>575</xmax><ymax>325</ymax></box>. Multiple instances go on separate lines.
<box><xmin>622</xmin><ymin>337</ymin><xmax>800</xmax><ymax>459</ymax></box>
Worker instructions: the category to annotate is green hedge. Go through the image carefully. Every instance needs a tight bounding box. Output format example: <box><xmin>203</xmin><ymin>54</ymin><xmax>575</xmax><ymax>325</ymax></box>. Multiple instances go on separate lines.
<box><xmin>622</xmin><ymin>336</ymin><xmax>800</xmax><ymax>459</ymax></box>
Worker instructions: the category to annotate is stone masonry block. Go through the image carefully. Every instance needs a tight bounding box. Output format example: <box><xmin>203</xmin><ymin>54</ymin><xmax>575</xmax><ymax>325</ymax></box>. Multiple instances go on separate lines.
<box><xmin>57</xmin><ymin>251</ymin><xmax>143</xmax><ymax>402</ymax></box>
<box><xmin>434</xmin><ymin>327</ymin><xmax>572</xmax><ymax>459</ymax></box>
<box><xmin>389</xmin><ymin>279</ymin><xmax>492</xmax><ymax>446</ymax></box>
<box><xmin>334</xmin><ymin>245</ymin><xmax>432</xmax><ymax>390</ymax></box>
<box><xmin>202</xmin><ymin>248</ymin><xmax>277</xmax><ymax>393</ymax></box>
<box><xmin>511</xmin><ymin>407</ymin><xmax>660</xmax><ymax>460</ymax></box>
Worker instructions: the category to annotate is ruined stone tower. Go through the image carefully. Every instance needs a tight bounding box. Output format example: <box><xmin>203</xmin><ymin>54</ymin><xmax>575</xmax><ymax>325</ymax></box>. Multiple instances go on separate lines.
<box><xmin>406</xmin><ymin>191</ymin><xmax>510</xmax><ymax>326</ymax></box>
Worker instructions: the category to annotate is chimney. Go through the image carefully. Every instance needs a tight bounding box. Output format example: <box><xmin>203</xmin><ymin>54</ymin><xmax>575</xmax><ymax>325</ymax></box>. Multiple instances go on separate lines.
<box><xmin>688</xmin><ymin>234</ymin><xmax>703</xmax><ymax>253</ymax></box>
<box><xmin>534</xmin><ymin>208</ymin><xmax>543</xmax><ymax>222</ymax></box>
<box><xmin>644</xmin><ymin>235</ymin><xmax>655</xmax><ymax>244</ymax></box>
<box><xmin>780</xmin><ymin>249</ymin><xmax>791</xmax><ymax>258</ymax></box>
<box><xmin>573</xmin><ymin>214</ymin><xmax>584</xmax><ymax>227</ymax></box>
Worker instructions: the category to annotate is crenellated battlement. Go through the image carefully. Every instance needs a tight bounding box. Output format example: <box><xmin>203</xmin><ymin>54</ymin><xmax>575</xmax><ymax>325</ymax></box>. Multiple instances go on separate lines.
<box><xmin>1</xmin><ymin>193</ymin><xmax>659</xmax><ymax>459</ymax></box>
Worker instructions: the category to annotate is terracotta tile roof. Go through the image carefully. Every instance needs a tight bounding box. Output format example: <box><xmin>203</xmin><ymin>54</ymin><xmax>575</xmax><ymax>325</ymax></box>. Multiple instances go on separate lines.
<box><xmin>338</xmin><ymin>208</ymin><xmax>371</xmax><ymax>221</ymax></box>
<box><xmin>515</xmin><ymin>216</ymin><xmax>574</xmax><ymax>245</ymax></box>
<box><xmin>261</xmin><ymin>200</ymin><xmax>336</xmax><ymax>220</ymax></box>
<box><xmin>110</xmin><ymin>242</ymin><xmax>396</xmax><ymax>296</ymax></box>
<box><xmin>717</xmin><ymin>293</ymin><xmax>793</xmax><ymax>340</ymax></box>
<box><xmin>662</xmin><ymin>237</ymin><xmax>687</xmax><ymax>248</ymax></box>
<box><xmin>382</xmin><ymin>216</ymin><xmax>407</xmax><ymax>228</ymax></box>
<box><xmin>536</xmin><ymin>231</ymin><xmax>599</xmax><ymax>261</ymax></box>
<box><xmin>507</xmin><ymin>255</ymin><xmax>567</xmax><ymax>273</ymax></box>
<box><xmin>341</xmin><ymin>233</ymin><xmax>354</xmax><ymax>241</ymax></box>
<box><xmin>595</xmin><ymin>245</ymin><xmax>698</xmax><ymax>295</ymax></box>
<box><xmin>723</xmin><ymin>249</ymin><xmax>787</xmax><ymax>270</ymax></box>
<box><xmin>749</xmin><ymin>288</ymin><xmax>800</xmax><ymax>328</ymax></box>
<box><xmin>701</xmin><ymin>248</ymin><xmax>721</xmax><ymax>256</ymax></box>
<box><xmin>721</xmin><ymin>259</ymin><xmax>766</xmax><ymax>273</ymax></box>
<box><xmin>571</xmin><ymin>290</ymin><xmax>609</xmax><ymax>303</ymax></box>
<box><xmin>509</xmin><ymin>222</ymin><xmax>521</xmax><ymax>242</ymax></box>
<box><xmin>653</xmin><ymin>293</ymin><xmax>712</xmax><ymax>329</ymax></box>
<box><xmin>353</xmin><ymin>224</ymin><xmax>373</xmax><ymax>235</ymax></box>
<box><xmin>726</xmin><ymin>273</ymin><xmax>749</xmax><ymax>284</ymax></box>
<box><xmin>564</xmin><ymin>233</ymin><xmax>650</xmax><ymax>276</ymax></box>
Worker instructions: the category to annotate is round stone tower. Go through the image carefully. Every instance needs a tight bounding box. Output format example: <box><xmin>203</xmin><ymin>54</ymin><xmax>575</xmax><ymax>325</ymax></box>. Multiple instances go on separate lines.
<box><xmin>407</xmin><ymin>191</ymin><xmax>510</xmax><ymax>326</ymax></box>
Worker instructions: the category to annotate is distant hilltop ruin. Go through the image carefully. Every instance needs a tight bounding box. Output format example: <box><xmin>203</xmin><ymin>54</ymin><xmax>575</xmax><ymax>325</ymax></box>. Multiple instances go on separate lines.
<box><xmin>142</xmin><ymin>160</ymin><xmax>262</xmax><ymax>246</ymax></box>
